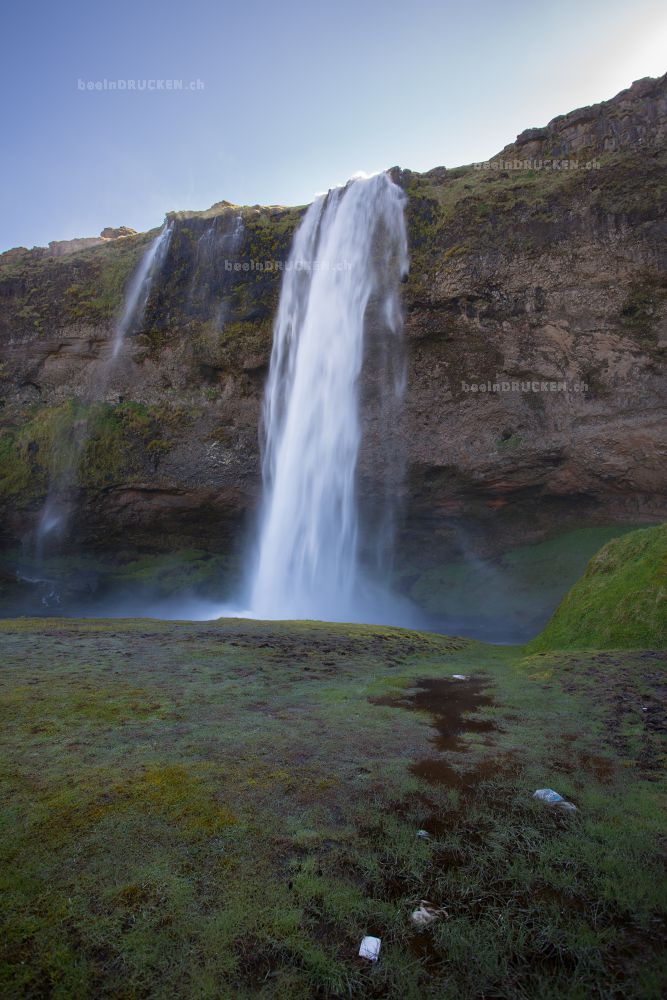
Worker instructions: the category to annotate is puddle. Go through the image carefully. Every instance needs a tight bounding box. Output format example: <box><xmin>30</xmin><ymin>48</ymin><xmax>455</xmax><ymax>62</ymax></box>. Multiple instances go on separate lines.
<box><xmin>412</xmin><ymin>751</ymin><xmax>503</xmax><ymax>790</ymax></box>
<box><xmin>373</xmin><ymin>677</ymin><xmax>494</xmax><ymax>748</ymax></box>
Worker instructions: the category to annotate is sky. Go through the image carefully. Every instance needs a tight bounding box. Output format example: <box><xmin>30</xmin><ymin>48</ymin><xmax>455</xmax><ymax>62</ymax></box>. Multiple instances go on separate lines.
<box><xmin>1</xmin><ymin>0</ymin><xmax>666</xmax><ymax>251</ymax></box>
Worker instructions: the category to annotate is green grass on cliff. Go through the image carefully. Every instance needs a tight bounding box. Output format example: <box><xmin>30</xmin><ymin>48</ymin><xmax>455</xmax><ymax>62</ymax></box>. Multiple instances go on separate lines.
<box><xmin>0</xmin><ymin>618</ymin><xmax>665</xmax><ymax>999</ymax></box>
<box><xmin>529</xmin><ymin>524</ymin><xmax>667</xmax><ymax>652</ymax></box>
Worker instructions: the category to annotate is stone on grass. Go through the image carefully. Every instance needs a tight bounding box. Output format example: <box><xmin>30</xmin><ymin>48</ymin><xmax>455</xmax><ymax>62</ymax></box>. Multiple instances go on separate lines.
<box><xmin>359</xmin><ymin>936</ymin><xmax>381</xmax><ymax>961</ymax></box>
<box><xmin>533</xmin><ymin>788</ymin><xmax>577</xmax><ymax>812</ymax></box>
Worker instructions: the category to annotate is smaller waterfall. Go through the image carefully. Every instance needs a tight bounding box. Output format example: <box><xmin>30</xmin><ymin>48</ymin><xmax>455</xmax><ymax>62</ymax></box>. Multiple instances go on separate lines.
<box><xmin>33</xmin><ymin>407</ymin><xmax>91</xmax><ymax>560</ymax></box>
<box><xmin>111</xmin><ymin>221</ymin><xmax>173</xmax><ymax>358</ymax></box>
<box><xmin>29</xmin><ymin>221</ymin><xmax>173</xmax><ymax>586</ymax></box>
<box><xmin>189</xmin><ymin>212</ymin><xmax>244</xmax><ymax>321</ymax></box>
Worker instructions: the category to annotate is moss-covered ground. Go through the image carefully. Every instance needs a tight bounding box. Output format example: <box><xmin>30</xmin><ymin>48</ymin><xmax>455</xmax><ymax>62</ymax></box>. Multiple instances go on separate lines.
<box><xmin>0</xmin><ymin>617</ymin><xmax>665</xmax><ymax>998</ymax></box>
<box><xmin>529</xmin><ymin>524</ymin><xmax>667</xmax><ymax>652</ymax></box>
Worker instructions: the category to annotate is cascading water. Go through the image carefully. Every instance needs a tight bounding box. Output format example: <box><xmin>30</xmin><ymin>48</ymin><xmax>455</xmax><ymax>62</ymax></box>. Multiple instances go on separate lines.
<box><xmin>26</xmin><ymin>222</ymin><xmax>173</xmax><ymax>599</ymax></box>
<box><xmin>111</xmin><ymin>221</ymin><xmax>173</xmax><ymax>359</ymax></box>
<box><xmin>247</xmin><ymin>172</ymin><xmax>409</xmax><ymax>623</ymax></box>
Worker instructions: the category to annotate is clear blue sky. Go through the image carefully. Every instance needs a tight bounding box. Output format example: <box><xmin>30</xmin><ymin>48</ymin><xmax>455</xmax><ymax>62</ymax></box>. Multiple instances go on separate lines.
<box><xmin>1</xmin><ymin>0</ymin><xmax>665</xmax><ymax>251</ymax></box>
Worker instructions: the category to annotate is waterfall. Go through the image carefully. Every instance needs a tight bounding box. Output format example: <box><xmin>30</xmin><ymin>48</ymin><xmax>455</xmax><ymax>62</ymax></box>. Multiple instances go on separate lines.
<box><xmin>111</xmin><ymin>221</ymin><xmax>172</xmax><ymax>358</ymax></box>
<box><xmin>30</xmin><ymin>222</ymin><xmax>172</xmax><ymax>575</ymax></box>
<box><xmin>247</xmin><ymin>172</ymin><xmax>409</xmax><ymax>622</ymax></box>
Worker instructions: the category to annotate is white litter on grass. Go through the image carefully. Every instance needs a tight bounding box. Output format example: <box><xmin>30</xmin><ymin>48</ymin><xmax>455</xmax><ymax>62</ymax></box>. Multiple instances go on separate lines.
<box><xmin>533</xmin><ymin>788</ymin><xmax>577</xmax><ymax>812</ymax></box>
<box><xmin>359</xmin><ymin>936</ymin><xmax>381</xmax><ymax>962</ymax></box>
<box><xmin>533</xmin><ymin>788</ymin><xmax>565</xmax><ymax>803</ymax></box>
<box><xmin>452</xmin><ymin>674</ymin><xmax>467</xmax><ymax>680</ymax></box>
<box><xmin>410</xmin><ymin>901</ymin><xmax>449</xmax><ymax>927</ymax></box>
<box><xmin>416</xmin><ymin>829</ymin><xmax>430</xmax><ymax>839</ymax></box>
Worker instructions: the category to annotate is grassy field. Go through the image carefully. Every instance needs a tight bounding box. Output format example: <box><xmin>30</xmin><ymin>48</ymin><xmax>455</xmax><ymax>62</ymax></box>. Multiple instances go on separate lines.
<box><xmin>0</xmin><ymin>617</ymin><xmax>665</xmax><ymax>999</ymax></box>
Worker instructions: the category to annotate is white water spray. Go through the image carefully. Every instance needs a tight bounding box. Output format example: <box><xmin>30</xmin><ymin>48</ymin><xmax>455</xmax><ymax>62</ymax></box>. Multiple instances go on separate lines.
<box><xmin>247</xmin><ymin>172</ymin><xmax>409</xmax><ymax>622</ymax></box>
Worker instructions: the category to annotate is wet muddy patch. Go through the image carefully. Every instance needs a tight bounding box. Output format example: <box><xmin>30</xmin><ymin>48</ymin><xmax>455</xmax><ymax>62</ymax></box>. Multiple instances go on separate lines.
<box><xmin>373</xmin><ymin>677</ymin><xmax>495</xmax><ymax>745</ymax></box>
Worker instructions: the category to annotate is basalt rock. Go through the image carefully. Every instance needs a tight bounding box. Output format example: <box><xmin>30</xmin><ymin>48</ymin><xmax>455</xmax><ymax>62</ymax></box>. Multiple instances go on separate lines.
<box><xmin>495</xmin><ymin>72</ymin><xmax>667</xmax><ymax>162</ymax></box>
<box><xmin>99</xmin><ymin>226</ymin><xmax>137</xmax><ymax>240</ymax></box>
<box><xmin>45</xmin><ymin>226</ymin><xmax>139</xmax><ymax>258</ymax></box>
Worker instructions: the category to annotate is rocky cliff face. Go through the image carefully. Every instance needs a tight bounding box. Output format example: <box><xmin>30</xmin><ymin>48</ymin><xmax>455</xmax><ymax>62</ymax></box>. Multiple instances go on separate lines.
<box><xmin>1</xmin><ymin>74</ymin><xmax>665</xmax><ymax>585</ymax></box>
<box><xmin>495</xmin><ymin>74</ymin><xmax>667</xmax><ymax>161</ymax></box>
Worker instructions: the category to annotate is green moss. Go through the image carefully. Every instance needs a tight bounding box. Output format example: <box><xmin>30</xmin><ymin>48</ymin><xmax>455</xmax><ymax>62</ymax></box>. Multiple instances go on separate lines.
<box><xmin>0</xmin><ymin>400</ymin><xmax>176</xmax><ymax>503</ymax></box>
<box><xmin>0</xmin><ymin>432</ymin><xmax>32</xmax><ymax>498</ymax></box>
<box><xmin>110</xmin><ymin>549</ymin><xmax>234</xmax><ymax>598</ymax></box>
<box><xmin>0</xmin><ymin>233</ymin><xmax>155</xmax><ymax>335</ymax></box>
<box><xmin>529</xmin><ymin>524</ymin><xmax>667</xmax><ymax>651</ymax></box>
<box><xmin>0</xmin><ymin>401</ymin><xmax>88</xmax><ymax>502</ymax></box>
<box><xmin>79</xmin><ymin>401</ymin><xmax>173</xmax><ymax>487</ymax></box>
<box><xmin>497</xmin><ymin>432</ymin><xmax>522</xmax><ymax>449</ymax></box>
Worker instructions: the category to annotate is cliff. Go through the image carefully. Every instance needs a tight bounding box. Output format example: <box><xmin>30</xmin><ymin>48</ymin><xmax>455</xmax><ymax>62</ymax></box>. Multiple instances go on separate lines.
<box><xmin>0</xmin><ymin>74</ymin><xmax>665</xmax><ymax>582</ymax></box>
<box><xmin>495</xmin><ymin>73</ymin><xmax>667</xmax><ymax>162</ymax></box>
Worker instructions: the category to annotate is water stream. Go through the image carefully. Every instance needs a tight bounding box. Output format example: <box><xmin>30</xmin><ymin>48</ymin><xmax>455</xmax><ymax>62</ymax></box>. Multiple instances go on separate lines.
<box><xmin>247</xmin><ymin>172</ymin><xmax>409</xmax><ymax>622</ymax></box>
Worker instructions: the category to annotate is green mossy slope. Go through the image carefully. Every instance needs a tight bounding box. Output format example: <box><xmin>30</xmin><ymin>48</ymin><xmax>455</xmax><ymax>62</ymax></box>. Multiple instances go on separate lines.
<box><xmin>528</xmin><ymin>524</ymin><xmax>667</xmax><ymax>651</ymax></box>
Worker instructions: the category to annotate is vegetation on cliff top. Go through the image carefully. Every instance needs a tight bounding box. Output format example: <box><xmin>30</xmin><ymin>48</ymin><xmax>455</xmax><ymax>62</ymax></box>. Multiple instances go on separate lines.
<box><xmin>3</xmin><ymin>144</ymin><xmax>664</xmax><ymax>346</ymax></box>
<box><xmin>0</xmin><ymin>232</ymin><xmax>155</xmax><ymax>335</ymax></box>
<box><xmin>402</xmin><ymin>145</ymin><xmax>667</xmax><ymax>302</ymax></box>
<box><xmin>529</xmin><ymin>524</ymin><xmax>667</xmax><ymax>652</ymax></box>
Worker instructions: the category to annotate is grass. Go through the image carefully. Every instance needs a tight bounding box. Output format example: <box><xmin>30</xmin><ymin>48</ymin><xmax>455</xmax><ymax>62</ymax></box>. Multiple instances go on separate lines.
<box><xmin>0</xmin><ymin>617</ymin><xmax>665</xmax><ymax>998</ymax></box>
<box><xmin>530</xmin><ymin>524</ymin><xmax>667</xmax><ymax>651</ymax></box>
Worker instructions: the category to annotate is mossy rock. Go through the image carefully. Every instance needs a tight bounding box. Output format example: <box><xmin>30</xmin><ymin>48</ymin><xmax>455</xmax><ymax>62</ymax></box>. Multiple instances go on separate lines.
<box><xmin>528</xmin><ymin>524</ymin><xmax>667</xmax><ymax>651</ymax></box>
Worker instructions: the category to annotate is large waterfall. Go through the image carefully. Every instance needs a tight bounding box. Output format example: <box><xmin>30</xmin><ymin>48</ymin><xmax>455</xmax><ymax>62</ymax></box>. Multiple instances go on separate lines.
<box><xmin>247</xmin><ymin>172</ymin><xmax>409</xmax><ymax>622</ymax></box>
